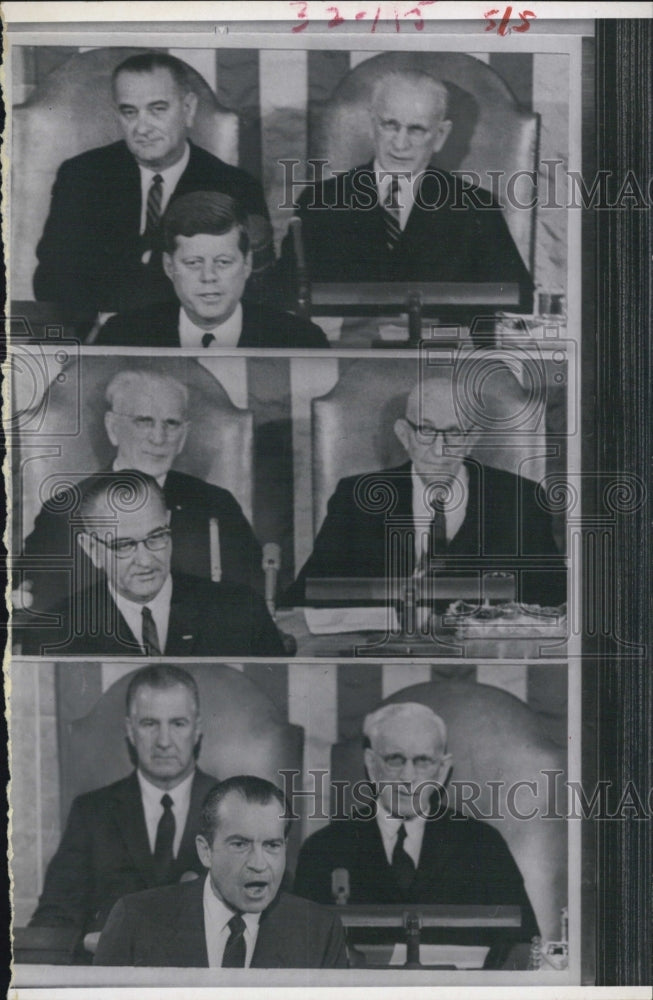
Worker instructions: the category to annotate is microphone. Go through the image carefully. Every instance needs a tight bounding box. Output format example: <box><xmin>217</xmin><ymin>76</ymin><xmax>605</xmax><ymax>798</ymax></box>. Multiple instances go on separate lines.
<box><xmin>262</xmin><ymin>543</ymin><xmax>281</xmax><ymax>618</ymax></box>
<box><xmin>331</xmin><ymin>868</ymin><xmax>350</xmax><ymax>905</ymax></box>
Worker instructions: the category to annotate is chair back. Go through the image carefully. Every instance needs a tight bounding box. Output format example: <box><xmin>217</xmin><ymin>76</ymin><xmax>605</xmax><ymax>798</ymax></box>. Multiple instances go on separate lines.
<box><xmin>312</xmin><ymin>52</ymin><xmax>539</xmax><ymax>272</ymax></box>
<box><xmin>11</xmin><ymin>47</ymin><xmax>239</xmax><ymax>299</ymax></box>
<box><xmin>330</xmin><ymin>677</ymin><xmax>566</xmax><ymax>941</ymax></box>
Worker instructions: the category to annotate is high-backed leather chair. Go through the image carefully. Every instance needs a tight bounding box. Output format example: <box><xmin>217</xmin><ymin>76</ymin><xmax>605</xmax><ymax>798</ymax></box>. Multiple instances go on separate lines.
<box><xmin>17</xmin><ymin>355</ymin><xmax>254</xmax><ymax>543</ymax></box>
<box><xmin>11</xmin><ymin>47</ymin><xmax>239</xmax><ymax>301</ymax></box>
<box><xmin>311</xmin><ymin>357</ymin><xmax>550</xmax><ymax>534</ymax></box>
<box><xmin>329</xmin><ymin>677</ymin><xmax>567</xmax><ymax>942</ymax></box>
<box><xmin>56</xmin><ymin>663</ymin><xmax>304</xmax><ymax>866</ymax></box>
<box><xmin>312</xmin><ymin>51</ymin><xmax>539</xmax><ymax>271</ymax></box>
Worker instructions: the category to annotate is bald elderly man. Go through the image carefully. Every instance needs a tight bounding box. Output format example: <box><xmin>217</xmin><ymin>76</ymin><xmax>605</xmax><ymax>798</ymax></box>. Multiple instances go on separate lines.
<box><xmin>20</xmin><ymin>368</ymin><xmax>263</xmax><ymax>612</ymax></box>
<box><xmin>285</xmin><ymin>373</ymin><xmax>565</xmax><ymax>608</ymax></box>
<box><xmin>294</xmin><ymin>702</ymin><xmax>538</xmax><ymax>958</ymax></box>
<box><xmin>281</xmin><ymin>69</ymin><xmax>532</xmax><ymax>308</ymax></box>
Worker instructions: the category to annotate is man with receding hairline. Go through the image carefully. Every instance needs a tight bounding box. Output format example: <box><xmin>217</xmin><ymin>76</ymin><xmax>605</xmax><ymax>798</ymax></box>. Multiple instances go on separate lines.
<box><xmin>95</xmin><ymin>776</ymin><xmax>348</xmax><ymax>968</ymax></box>
<box><xmin>33</xmin><ymin>51</ymin><xmax>273</xmax><ymax>316</ymax></box>
<box><xmin>294</xmin><ymin>701</ymin><xmax>538</xmax><ymax>954</ymax></box>
<box><xmin>285</xmin><ymin>372</ymin><xmax>566</xmax><ymax>607</ymax></box>
<box><xmin>281</xmin><ymin>69</ymin><xmax>532</xmax><ymax>304</ymax></box>
<box><xmin>18</xmin><ymin>471</ymin><xmax>284</xmax><ymax>657</ymax></box>
<box><xmin>20</xmin><ymin>367</ymin><xmax>263</xmax><ymax>612</ymax></box>
<box><xmin>29</xmin><ymin>664</ymin><xmax>218</xmax><ymax>942</ymax></box>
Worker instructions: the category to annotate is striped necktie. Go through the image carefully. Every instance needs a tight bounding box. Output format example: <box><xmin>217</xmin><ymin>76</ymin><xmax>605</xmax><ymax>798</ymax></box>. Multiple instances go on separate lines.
<box><xmin>141</xmin><ymin>605</ymin><xmax>161</xmax><ymax>656</ymax></box>
<box><xmin>144</xmin><ymin>173</ymin><xmax>164</xmax><ymax>243</ymax></box>
<box><xmin>383</xmin><ymin>174</ymin><xmax>402</xmax><ymax>251</ymax></box>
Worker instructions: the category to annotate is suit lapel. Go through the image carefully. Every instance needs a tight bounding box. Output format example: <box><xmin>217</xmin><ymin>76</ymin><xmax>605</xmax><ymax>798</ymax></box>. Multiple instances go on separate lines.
<box><xmin>117</xmin><ymin>143</ymin><xmax>142</xmax><ymax>238</ymax></box>
<box><xmin>163</xmin><ymin>878</ymin><xmax>209</xmax><ymax>967</ymax></box>
<box><xmin>111</xmin><ymin>774</ymin><xmax>157</xmax><ymax>886</ymax></box>
<box><xmin>251</xmin><ymin>895</ymin><xmax>290</xmax><ymax>968</ymax></box>
<box><xmin>175</xmin><ymin>770</ymin><xmax>212</xmax><ymax>874</ymax></box>
<box><xmin>165</xmin><ymin>575</ymin><xmax>203</xmax><ymax>655</ymax></box>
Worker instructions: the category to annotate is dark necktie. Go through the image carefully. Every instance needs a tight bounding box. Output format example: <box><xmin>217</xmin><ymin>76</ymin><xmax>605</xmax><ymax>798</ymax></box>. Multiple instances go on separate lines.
<box><xmin>145</xmin><ymin>173</ymin><xmax>164</xmax><ymax>242</ymax></box>
<box><xmin>429</xmin><ymin>497</ymin><xmax>448</xmax><ymax>557</ymax></box>
<box><xmin>141</xmin><ymin>605</ymin><xmax>161</xmax><ymax>655</ymax></box>
<box><xmin>222</xmin><ymin>913</ymin><xmax>247</xmax><ymax>967</ymax></box>
<box><xmin>201</xmin><ymin>332</ymin><xmax>216</xmax><ymax>348</ymax></box>
<box><xmin>153</xmin><ymin>793</ymin><xmax>175</xmax><ymax>883</ymax></box>
<box><xmin>391</xmin><ymin>822</ymin><xmax>416</xmax><ymax>893</ymax></box>
<box><xmin>383</xmin><ymin>175</ymin><xmax>402</xmax><ymax>251</ymax></box>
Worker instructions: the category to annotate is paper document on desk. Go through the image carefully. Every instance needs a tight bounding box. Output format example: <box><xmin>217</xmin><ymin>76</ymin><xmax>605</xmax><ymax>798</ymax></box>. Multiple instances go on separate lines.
<box><xmin>388</xmin><ymin>943</ymin><xmax>490</xmax><ymax>968</ymax></box>
<box><xmin>304</xmin><ymin>607</ymin><xmax>400</xmax><ymax>634</ymax></box>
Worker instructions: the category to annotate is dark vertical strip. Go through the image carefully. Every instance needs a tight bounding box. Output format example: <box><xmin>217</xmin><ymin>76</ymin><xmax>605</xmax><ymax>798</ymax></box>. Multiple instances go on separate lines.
<box><xmin>594</xmin><ymin>19</ymin><xmax>652</xmax><ymax>986</ymax></box>
<box><xmin>307</xmin><ymin>50</ymin><xmax>351</xmax><ymax>158</ymax></box>
<box><xmin>215</xmin><ymin>48</ymin><xmax>262</xmax><ymax>181</ymax></box>
<box><xmin>246</xmin><ymin>358</ymin><xmax>295</xmax><ymax>589</ymax></box>
<box><xmin>337</xmin><ymin>663</ymin><xmax>383</xmax><ymax>743</ymax></box>
<box><xmin>242</xmin><ymin>663</ymin><xmax>288</xmax><ymax>721</ymax></box>
<box><xmin>488</xmin><ymin>53</ymin><xmax>533</xmax><ymax>110</ymax></box>
<box><xmin>55</xmin><ymin>662</ymin><xmax>102</xmax><ymax>820</ymax></box>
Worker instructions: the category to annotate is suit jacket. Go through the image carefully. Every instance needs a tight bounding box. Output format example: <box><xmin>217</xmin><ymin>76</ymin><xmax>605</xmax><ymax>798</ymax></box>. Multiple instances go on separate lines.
<box><xmin>33</xmin><ymin>140</ymin><xmax>271</xmax><ymax>315</ymax></box>
<box><xmin>30</xmin><ymin>769</ymin><xmax>217</xmax><ymax>934</ymax></box>
<box><xmin>19</xmin><ymin>571</ymin><xmax>285</xmax><ymax>658</ymax></box>
<box><xmin>293</xmin><ymin>809</ymin><xmax>539</xmax><ymax>945</ymax></box>
<box><xmin>280</xmin><ymin>164</ymin><xmax>533</xmax><ymax>312</ymax></box>
<box><xmin>20</xmin><ymin>468</ymin><xmax>263</xmax><ymax>613</ymax></box>
<box><xmin>94</xmin><ymin>879</ymin><xmax>347</xmax><ymax>968</ymax></box>
<box><xmin>96</xmin><ymin>300</ymin><xmax>329</xmax><ymax>348</ymax></box>
<box><xmin>284</xmin><ymin>461</ymin><xmax>566</xmax><ymax>607</ymax></box>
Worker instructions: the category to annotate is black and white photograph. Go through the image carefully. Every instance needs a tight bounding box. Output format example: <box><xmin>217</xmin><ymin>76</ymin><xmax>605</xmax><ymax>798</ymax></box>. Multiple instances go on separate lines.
<box><xmin>3</xmin><ymin>2</ymin><xmax>651</xmax><ymax>998</ymax></box>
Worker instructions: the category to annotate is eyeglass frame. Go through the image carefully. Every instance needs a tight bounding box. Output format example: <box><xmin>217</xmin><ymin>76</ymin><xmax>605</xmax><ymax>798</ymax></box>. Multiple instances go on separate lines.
<box><xmin>109</xmin><ymin>411</ymin><xmax>189</xmax><ymax>438</ymax></box>
<box><xmin>92</xmin><ymin>526</ymin><xmax>172</xmax><ymax>559</ymax></box>
<box><xmin>375</xmin><ymin>750</ymin><xmax>443</xmax><ymax>773</ymax></box>
<box><xmin>372</xmin><ymin>113</ymin><xmax>436</xmax><ymax>144</ymax></box>
<box><xmin>402</xmin><ymin>418</ymin><xmax>476</xmax><ymax>446</ymax></box>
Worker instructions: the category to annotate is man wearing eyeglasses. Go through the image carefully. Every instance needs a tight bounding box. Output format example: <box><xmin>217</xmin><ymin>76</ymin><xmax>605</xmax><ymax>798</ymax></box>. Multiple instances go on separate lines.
<box><xmin>280</xmin><ymin>69</ymin><xmax>532</xmax><ymax>307</ymax></box>
<box><xmin>18</xmin><ymin>470</ymin><xmax>284</xmax><ymax>657</ymax></box>
<box><xmin>284</xmin><ymin>373</ymin><xmax>565</xmax><ymax>607</ymax></box>
<box><xmin>293</xmin><ymin>702</ymin><xmax>538</xmax><ymax>953</ymax></box>
<box><xmin>29</xmin><ymin>665</ymin><xmax>218</xmax><ymax>948</ymax></box>
<box><xmin>19</xmin><ymin>369</ymin><xmax>263</xmax><ymax>614</ymax></box>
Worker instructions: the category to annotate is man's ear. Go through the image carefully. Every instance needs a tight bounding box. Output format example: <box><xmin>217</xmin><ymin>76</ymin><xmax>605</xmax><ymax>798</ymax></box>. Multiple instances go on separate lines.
<box><xmin>363</xmin><ymin>747</ymin><xmax>378</xmax><ymax>783</ymax></box>
<box><xmin>104</xmin><ymin>409</ymin><xmax>119</xmax><ymax>448</ymax></box>
<box><xmin>437</xmin><ymin>753</ymin><xmax>453</xmax><ymax>788</ymax></box>
<box><xmin>183</xmin><ymin>90</ymin><xmax>198</xmax><ymax>126</ymax></box>
<box><xmin>78</xmin><ymin>532</ymin><xmax>102</xmax><ymax>570</ymax></box>
<box><xmin>162</xmin><ymin>252</ymin><xmax>174</xmax><ymax>282</ymax></box>
<box><xmin>195</xmin><ymin>834</ymin><xmax>212</xmax><ymax>869</ymax></box>
<box><xmin>394</xmin><ymin>417</ymin><xmax>411</xmax><ymax>453</ymax></box>
<box><xmin>243</xmin><ymin>249</ymin><xmax>253</xmax><ymax>281</ymax></box>
<box><xmin>431</xmin><ymin>118</ymin><xmax>453</xmax><ymax>154</ymax></box>
<box><xmin>124</xmin><ymin>715</ymin><xmax>135</xmax><ymax>746</ymax></box>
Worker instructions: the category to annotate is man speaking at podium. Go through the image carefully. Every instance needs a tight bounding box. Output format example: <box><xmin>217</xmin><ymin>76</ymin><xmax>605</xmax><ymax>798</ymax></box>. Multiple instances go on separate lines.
<box><xmin>285</xmin><ymin>373</ymin><xmax>566</xmax><ymax>609</ymax></box>
<box><xmin>281</xmin><ymin>69</ymin><xmax>532</xmax><ymax>306</ymax></box>
<box><xmin>293</xmin><ymin>703</ymin><xmax>538</xmax><ymax>948</ymax></box>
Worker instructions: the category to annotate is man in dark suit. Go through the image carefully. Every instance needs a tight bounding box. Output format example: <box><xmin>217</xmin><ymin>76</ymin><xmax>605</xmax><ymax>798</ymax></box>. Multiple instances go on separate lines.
<box><xmin>293</xmin><ymin>703</ymin><xmax>538</xmax><ymax>961</ymax></box>
<box><xmin>95</xmin><ymin>776</ymin><xmax>347</xmax><ymax>967</ymax></box>
<box><xmin>281</xmin><ymin>69</ymin><xmax>532</xmax><ymax>311</ymax></box>
<box><xmin>18</xmin><ymin>471</ymin><xmax>284</xmax><ymax>658</ymax></box>
<box><xmin>285</xmin><ymin>373</ymin><xmax>566</xmax><ymax>608</ymax></box>
<box><xmin>33</xmin><ymin>52</ymin><xmax>273</xmax><ymax>317</ymax></box>
<box><xmin>98</xmin><ymin>191</ymin><xmax>328</xmax><ymax>348</ymax></box>
<box><xmin>19</xmin><ymin>368</ymin><xmax>264</xmax><ymax>613</ymax></box>
<box><xmin>30</xmin><ymin>665</ymin><xmax>218</xmax><ymax>943</ymax></box>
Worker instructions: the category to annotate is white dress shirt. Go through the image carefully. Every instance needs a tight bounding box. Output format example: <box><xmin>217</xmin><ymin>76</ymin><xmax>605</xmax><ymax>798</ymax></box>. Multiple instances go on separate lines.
<box><xmin>136</xmin><ymin>768</ymin><xmax>195</xmax><ymax>857</ymax></box>
<box><xmin>203</xmin><ymin>875</ymin><xmax>261</xmax><ymax>968</ymax></box>
<box><xmin>376</xmin><ymin>806</ymin><xmax>426</xmax><ymax>868</ymax></box>
<box><xmin>178</xmin><ymin>302</ymin><xmax>243</xmax><ymax>348</ymax></box>
<box><xmin>374</xmin><ymin>160</ymin><xmax>417</xmax><ymax>231</ymax></box>
<box><xmin>411</xmin><ymin>463</ymin><xmax>470</xmax><ymax>562</ymax></box>
<box><xmin>138</xmin><ymin>142</ymin><xmax>190</xmax><ymax>235</ymax></box>
<box><xmin>109</xmin><ymin>574</ymin><xmax>172</xmax><ymax>653</ymax></box>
